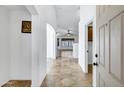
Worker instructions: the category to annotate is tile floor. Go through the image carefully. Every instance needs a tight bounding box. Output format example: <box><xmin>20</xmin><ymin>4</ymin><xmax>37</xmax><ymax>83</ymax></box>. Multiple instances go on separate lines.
<box><xmin>41</xmin><ymin>57</ymin><xmax>92</xmax><ymax>87</ymax></box>
<box><xmin>1</xmin><ymin>80</ymin><xmax>31</xmax><ymax>87</ymax></box>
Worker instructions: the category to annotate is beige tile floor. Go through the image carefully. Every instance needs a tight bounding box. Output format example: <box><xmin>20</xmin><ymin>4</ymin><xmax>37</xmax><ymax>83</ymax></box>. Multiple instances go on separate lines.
<box><xmin>41</xmin><ymin>57</ymin><xmax>92</xmax><ymax>87</ymax></box>
<box><xmin>2</xmin><ymin>80</ymin><xmax>31</xmax><ymax>87</ymax></box>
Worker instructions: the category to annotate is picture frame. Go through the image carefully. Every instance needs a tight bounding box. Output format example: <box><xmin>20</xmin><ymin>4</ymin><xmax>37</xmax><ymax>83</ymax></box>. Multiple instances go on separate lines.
<box><xmin>21</xmin><ymin>21</ymin><xmax>31</xmax><ymax>33</ymax></box>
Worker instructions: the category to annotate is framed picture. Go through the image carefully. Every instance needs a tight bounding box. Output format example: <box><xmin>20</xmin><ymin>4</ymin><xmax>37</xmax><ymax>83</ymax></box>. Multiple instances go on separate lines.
<box><xmin>21</xmin><ymin>21</ymin><xmax>31</xmax><ymax>33</ymax></box>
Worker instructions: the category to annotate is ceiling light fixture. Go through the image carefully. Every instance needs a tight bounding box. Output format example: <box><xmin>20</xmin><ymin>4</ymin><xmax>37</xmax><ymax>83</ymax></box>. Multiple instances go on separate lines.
<box><xmin>67</xmin><ymin>29</ymin><xmax>73</xmax><ymax>37</ymax></box>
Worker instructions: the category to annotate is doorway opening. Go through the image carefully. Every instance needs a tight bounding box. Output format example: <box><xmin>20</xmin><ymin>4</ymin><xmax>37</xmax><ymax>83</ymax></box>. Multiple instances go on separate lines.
<box><xmin>88</xmin><ymin>23</ymin><xmax>93</xmax><ymax>73</ymax></box>
<box><xmin>86</xmin><ymin>22</ymin><xmax>93</xmax><ymax>85</ymax></box>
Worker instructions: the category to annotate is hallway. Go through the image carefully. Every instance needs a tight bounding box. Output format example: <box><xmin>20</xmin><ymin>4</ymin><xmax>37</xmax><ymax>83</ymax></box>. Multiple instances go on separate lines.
<box><xmin>0</xmin><ymin>5</ymin><xmax>123</xmax><ymax>87</ymax></box>
<box><xmin>41</xmin><ymin>57</ymin><xmax>92</xmax><ymax>87</ymax></box>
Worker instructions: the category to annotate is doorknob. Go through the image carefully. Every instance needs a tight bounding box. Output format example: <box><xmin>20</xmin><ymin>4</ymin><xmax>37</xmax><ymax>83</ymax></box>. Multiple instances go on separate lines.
<box><xmin>93</xmin><ymin>62</ymin><xmax>98</xmax><ymax>66</ymax></box>
<box><xmin>95</xmin><ymin>54</ymin><xmax>98</xmax><ymax>58</ymax></box>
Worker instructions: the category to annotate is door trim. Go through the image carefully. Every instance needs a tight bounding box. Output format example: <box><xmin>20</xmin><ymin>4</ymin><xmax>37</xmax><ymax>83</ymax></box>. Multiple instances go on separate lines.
<box><xmin>85</xmin><ymin>19</ymin><xmax>94</xmax><ymax>73</ymax></box>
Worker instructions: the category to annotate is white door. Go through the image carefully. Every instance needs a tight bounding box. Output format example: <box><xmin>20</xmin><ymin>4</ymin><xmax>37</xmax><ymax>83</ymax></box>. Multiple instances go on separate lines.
<box><xmin>96</xmin><ymin>6</ymin><xmax>124</xmax><ymax>87</ymax></box>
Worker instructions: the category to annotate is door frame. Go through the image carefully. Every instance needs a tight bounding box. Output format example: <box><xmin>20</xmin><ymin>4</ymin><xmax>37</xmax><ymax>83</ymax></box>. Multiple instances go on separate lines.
<box><xmin>85</xmin><ymin>18</ymin><xmax>97</xmax><ymax>87</ymax></box>
<box><xmin>85</xmin><ymin>19</ymin><xmax>93</xmax><ymax>73</ymax></box>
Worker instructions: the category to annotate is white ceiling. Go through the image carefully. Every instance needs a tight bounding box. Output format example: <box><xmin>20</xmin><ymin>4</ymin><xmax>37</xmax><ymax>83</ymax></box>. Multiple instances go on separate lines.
<box><xmin>55</xmin><ymin>5</ymin><xmax>80</xmax><ymax>35</ymax></box>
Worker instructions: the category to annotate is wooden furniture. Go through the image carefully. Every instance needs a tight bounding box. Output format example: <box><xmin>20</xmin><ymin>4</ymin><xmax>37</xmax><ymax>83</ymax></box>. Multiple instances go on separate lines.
<box><xmin>88</xmin><ymin>26</ymin><xmax>93</xmax><ymax>41</ymax></box>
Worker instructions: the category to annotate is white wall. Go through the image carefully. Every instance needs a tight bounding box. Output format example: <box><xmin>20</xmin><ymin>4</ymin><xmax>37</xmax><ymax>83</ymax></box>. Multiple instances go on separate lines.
<box><xmin>88</xmin><ymin>41</ymin><xmax>93</xmax><ymax>64</ymax></box>
<box><xmin>9</xmin><ymin>9</ymin><xmax>32</xmax><ymax>80</ymax></box>
<box><xmin>0</xmin><ymin>6</ymin><xmax>10</xmax><ymax>86</ymax></box>
<box><xmin>31</xmin><ymin>5</ymin><xmax>57</xmax><ymax>87</ymax></box>
<box><xmin>47</xmin><ymin>24</ymin><xmax>56</xmax><ymax>72</ymax></box>
<box><xmin>47</xmin><ymin>24</ymin><xmax>56</xmax><ymax>59</ymax></box>
<box><xmin>45</xmin><ymin>6</ymin><xmax>57</xmax><ymax>30</ymax></box>
<box><xmin>73</xmin><ymin>43</ymin><xmax>78</xmax><ymax>59</ymax></box>
<box><xmin>79</xmin><ymin>5</ymin><xmax>96</xmax><ymax>86</ymax></box>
